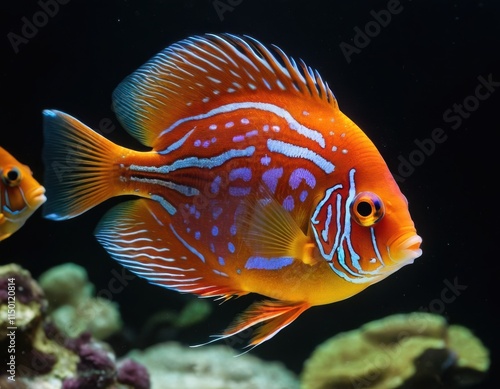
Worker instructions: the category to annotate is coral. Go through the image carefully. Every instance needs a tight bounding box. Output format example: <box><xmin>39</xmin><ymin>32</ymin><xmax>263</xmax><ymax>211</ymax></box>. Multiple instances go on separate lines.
<box><xmin>0</xmin><ymin>264</ymin><xmax>78</xmax><ymax>384</ymax></box>
<box><xmin>38</xmin><ymin>263</ymin><xmax>93</xmax><ymax>309</ymax></box>
<box><xmin>51</xmin><ymin>297</ymin><xmax>122</xmax><ymax>340</ymax></box>
<box><xmin>0</xmin><ymin>267</ymin><xmax>45</xmax><ymax>305</ymax></box>
<box><xmin>116</xmin><ymin>359</ymin><xmax>151</xmax><ymax>389</ymax></box>
<box><xmin>62</xmin><ymin>332</ymin><xmax>151</xmax><ymax>389</ymax></box>
<box><xmin>63</xmin><ymin>337</ymin><xmax>117</xmax><ymax>389</ymax></box>
<box><xmin>300</xmin><ymin>312</ymin><xmax>490</xmax><ymax>389</ymax></box>
<box><xmin>172</xmin><ymin>298</ymin><xmax>212</xmax><ymax>328</ymax></box>
<box><xmin>38</xmin><ymin>262</ymin><xmax>122</xmax><ymax>340</ymax></box>
<box><xmin>0</xmin><ymin>263</ymin><xmax>150</xmax><ymax>388</ymax></box>
<box><xmin>125</xmin><ymin>341</ymin><xmax>300</xmax><ymax>389</ymax></box>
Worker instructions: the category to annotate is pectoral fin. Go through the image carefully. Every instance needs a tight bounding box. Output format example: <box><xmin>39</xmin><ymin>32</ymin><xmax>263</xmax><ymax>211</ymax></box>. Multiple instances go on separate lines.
<box><xmin>238</xmin><ymin>187</ymin><xmax>319</xmax><ymax>266</ymax></box>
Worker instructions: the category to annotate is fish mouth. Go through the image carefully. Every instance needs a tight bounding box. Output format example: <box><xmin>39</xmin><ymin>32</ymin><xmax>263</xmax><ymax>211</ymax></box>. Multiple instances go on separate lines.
<box><xmin>29</xmin><ymin>186</ymin><xmax>47</xmax><ymax>208</ymax></box>
<box><xmin>388</xmin><ymin>231</ymin><xmax>423</xmax><ymax>264</ymax></box>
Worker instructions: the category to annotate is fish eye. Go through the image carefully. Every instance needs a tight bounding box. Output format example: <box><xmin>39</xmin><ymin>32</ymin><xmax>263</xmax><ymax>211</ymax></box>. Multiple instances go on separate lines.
<box><xmin>2</xmin><ymin>166</ymin><xmax>22</xmax><ymax>187</ymax></box>
<box><xmin>351</xmin><ymin>191</ymin><xmax>385</xmax><ymax>227</ymax></box>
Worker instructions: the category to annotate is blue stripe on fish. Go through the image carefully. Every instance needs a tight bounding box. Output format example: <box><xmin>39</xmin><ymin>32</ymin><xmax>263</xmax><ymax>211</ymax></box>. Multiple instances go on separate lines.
<box><xmin>169</xmin><ymin>224</ymin><xmax>206</xmax><ymax>263</ymax></box>
<box><xmin>130</xmin><ymin>146</ymin><xmax>256</xmax><ymax>174</ymax></box>
<box><xmin>289</xmin><ymin>168</ymin><xmax>316</xmax><ymax>190</ymax></box>
<box><xmin>131</xmin><ymin>177</ymin><xmax>199</xmax><ymax>197</ymax></box>
<box><xmin>267</xmin><ymin>139</ymin><xmax>335</xmax><ymax>174</ymax></box>
<box><xmin>321</xmin><ymin>204</ymin><xmax>333</xmax><ymax>242</ymax></box>
<box><xmin>158</xmin><ymin>102</ymin><xmax>325</xmax><ymax>148</ymax></box>
<box><xmin>310</xmin><ymin>168</ymin><xmax>384</xmax><ymax>284</ymax></box>
<box><xmin>229</xmin><ymin>187</ymin><xmax>252</xmax><ymax>196</ymax></box>
<box><xmin>262</xmin><ymin>167</ymin><xmax>283</xmax><ymax>193</ymax></box>
<box><xmin>244</xmin><ymin>256</ymin><xmax>294</xmax><ymax>270</ymax></box>
<box><xmin>229</xmin><ymin>167</ymin><xmax>252</xmax><ymax>182</ymax></box>
<box><xmin>158</xmin><ymin>129</ymin><xmax>195</xmax><ymax>155</ymax></box>
<box><xmin>150</xmin><ymin>194</ymin><xmax>177</xmax><ymax>215</ymax></box>
<box><xmin>282</xmin><ymin>195</ymin><xmax>294</xmax><ymax>211</ymax></box>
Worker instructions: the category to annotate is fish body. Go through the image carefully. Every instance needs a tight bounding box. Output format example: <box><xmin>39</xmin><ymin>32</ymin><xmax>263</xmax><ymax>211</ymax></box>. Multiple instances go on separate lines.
<box><xmin>42</xmin><ymin>34</ymin><xmax>422</xmax><ymax>347</ymax></box>
<box><xmin>0</xmin><ymin>147</ymin><xmax>46</xmax><ymax>241</ymax></box>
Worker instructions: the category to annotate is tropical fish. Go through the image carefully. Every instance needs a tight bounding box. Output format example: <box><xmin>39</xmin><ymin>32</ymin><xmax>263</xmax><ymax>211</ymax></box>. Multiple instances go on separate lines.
<box><xmin>0</xmin><ymin>147</ymin><xmax>46</xmax><ymax>241</ymax></box>
<box><xmin>42</xmin><ymin>34</ymin><xmax>422</xmax><ymax>348</ymax></box>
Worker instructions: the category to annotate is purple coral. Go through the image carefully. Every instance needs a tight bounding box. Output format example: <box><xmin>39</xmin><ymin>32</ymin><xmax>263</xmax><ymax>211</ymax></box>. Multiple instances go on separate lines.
<box><xmin>117</xmin><ymin>359</ymin><xmax>151</xmax><ymax>389</ymax></box>
<box><xmin>0</xmin><ymin>271</ymin><xmax>44</xmax><ymax>305</ymax></box>
<box><xmin>77</xmin><ymin>343</ymin><xmax>116</xmax><ymax>373</ymax></box>
<box><xmin>64</xmin><ymin>332</ymin><xmax>93</xmax><ymax>353</ymax></box>
<box><xmin>62</xmin><ymin>331</ymin><xmax>150</xmax><ymax>388</ymax></box>
<box><xmin>62</xmin><ymin>342</ymin><xmax>116</xmax><ymax>389</ymax></box>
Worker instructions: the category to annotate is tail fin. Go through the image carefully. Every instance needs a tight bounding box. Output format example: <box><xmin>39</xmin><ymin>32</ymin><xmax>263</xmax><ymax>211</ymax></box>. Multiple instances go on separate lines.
<box><xmin>42</xmin><ymin>110</ymin><xmax>119</xmax><ymax>220</ymax></box>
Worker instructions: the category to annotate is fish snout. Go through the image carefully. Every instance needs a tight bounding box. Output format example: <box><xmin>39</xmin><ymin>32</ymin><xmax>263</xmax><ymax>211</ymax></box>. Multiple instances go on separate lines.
<box><xmin>388</xmin><ymin>231</ymin><xmax>422</xmax><ymax>264</ymax></box>
<box><xmin>29</xmin><ymin>186</ymin><xmax>47</xmax><ymax>208</ymax></box>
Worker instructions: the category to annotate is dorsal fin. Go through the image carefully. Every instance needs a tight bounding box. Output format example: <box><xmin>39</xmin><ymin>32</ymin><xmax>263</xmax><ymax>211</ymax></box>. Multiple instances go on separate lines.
<box><xmin>112</xmin><ymin>33</ymin><xmax>338</xmax><ymax>148</ymax></box>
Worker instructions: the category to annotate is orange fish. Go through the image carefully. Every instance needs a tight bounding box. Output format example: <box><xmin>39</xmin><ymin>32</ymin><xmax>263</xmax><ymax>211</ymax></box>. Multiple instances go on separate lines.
<box><xmin>42</xmin><ymin>34</ymin><xmax>422</xmax><ymax>348</ymax></box>
<box><xmin>0</xmin><ymin>147</ymin><xmax>46</xmax><ymax>241</ymax></box>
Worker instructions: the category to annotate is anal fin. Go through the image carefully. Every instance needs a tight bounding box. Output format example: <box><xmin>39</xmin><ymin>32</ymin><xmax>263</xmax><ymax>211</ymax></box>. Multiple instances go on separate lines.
<box><xmin>95</xmin><ymin>199</ymin><xmax>242</xmax><ymax>299</ymax></box>
<box><xmin>196</xmin><ymin>300</ymin><xmax>310</xmax><ymax>350</ymax></box>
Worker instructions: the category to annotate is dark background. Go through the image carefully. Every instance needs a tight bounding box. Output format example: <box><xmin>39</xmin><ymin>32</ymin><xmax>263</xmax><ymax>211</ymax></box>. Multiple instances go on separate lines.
<box><xmin>1</xmin><ymin>0</ymin><xmax>499</xmax><ymax>387</ymax></box>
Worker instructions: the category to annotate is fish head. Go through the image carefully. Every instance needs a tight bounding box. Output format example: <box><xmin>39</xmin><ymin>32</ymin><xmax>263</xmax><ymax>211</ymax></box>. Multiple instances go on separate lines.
<box><xmin>349</xmin><ymin>180</ymin><xmax>423</xmax><ymax>278</ymax></box>
<box><xmin>310</xmin><ymin>142</ymin><xmax>422</xmax><ymax>284</ymax></box>
<box><xmin>0</xmin><ymin>148</ymin><xmax>46</xmax><ymax>234</ymax></box>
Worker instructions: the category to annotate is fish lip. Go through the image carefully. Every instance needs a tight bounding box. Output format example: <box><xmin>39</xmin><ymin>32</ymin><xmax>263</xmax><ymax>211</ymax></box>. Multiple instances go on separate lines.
<box><xmin>29</xmin><ymin>186</ymin><xmax>47</xmax><ymax>208</ymax></box>
<box><xmin>388</xmin><ymin>231</ymin><xmax>423</xmax><ymax>264</ymax></box>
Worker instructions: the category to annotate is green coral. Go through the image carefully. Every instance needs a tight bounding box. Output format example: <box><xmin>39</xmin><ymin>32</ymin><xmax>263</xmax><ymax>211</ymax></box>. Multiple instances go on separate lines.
<box><xmin>38</xmin><ymin>262</ymin><xmax>122</xmax><ymax>340</ymax></box>
<box><xmin>38</xmin><ymin>262</ymin><xmax>93</xmax><ymax>309</ymax></box>
<box><xmin>50</xmin><ymin>297</ymin><xmax>122</xmax><ymax>339</ymax></box>
<box><xmin>300</xmin><ymin>312</ymin><xmax>490</xmax><ymax>389</ymax></box>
